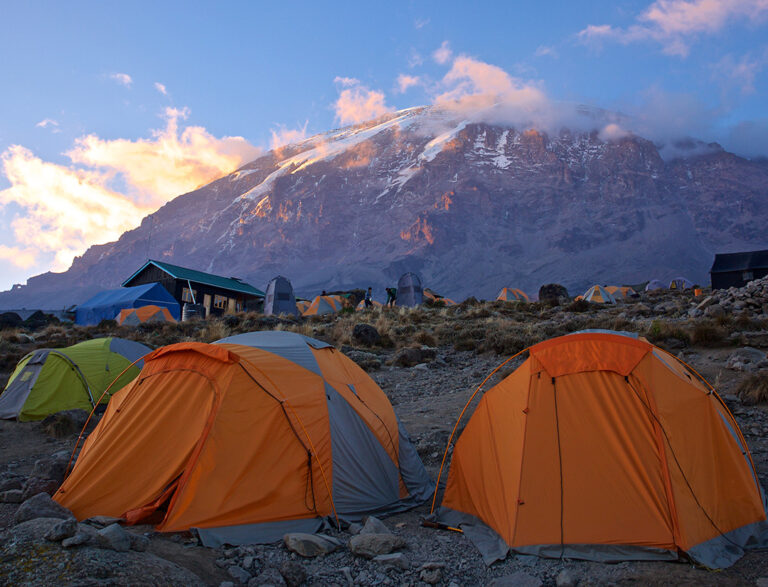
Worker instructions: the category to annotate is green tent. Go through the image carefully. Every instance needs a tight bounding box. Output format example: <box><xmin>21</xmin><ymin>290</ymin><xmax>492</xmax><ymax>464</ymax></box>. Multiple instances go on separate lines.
<box><xmin>0</xmin><ymin>337</ymin><xmax>151</xmax><ymax>422</ymax></box>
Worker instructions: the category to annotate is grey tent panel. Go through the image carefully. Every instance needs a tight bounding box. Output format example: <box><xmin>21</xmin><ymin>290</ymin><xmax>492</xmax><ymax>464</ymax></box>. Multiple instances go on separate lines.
<box><xmin>397</xmin><ymin>272</ymin><xmax>423</xmax><ymax>307</ymax></box>
<box><xmin>264</xmin><ymin>276</ymin><xmax>299</xmax><ymax>317</ymax></box>
<box><xmin>215</xmin><ymin>331</ymin><xmax>330</xmax><ymax>375</ymax></box>
<box><xmin>686</xmin><ymin>516</ymin><xmax>768</xmax><ymax>569</ymax></box>
<box><xmin>325</xmin><ymin>384</ymin><xmax>401</xmax><ymax>518</ymax></box>
<box><xmin>195</xmin><ymin>517</ymin><xmax>324</xmax><ymax>547</ymax></box>
<box><xmin>108</xmin><ymin>338</ymin><xmax>151</xmax><ymax>368</ymax></box>
<box><xmin>395</xmin><ymin>417</ymin><xmax>433</xmax><ymax>504</ymax></box>
<box><xmin>0</xmin><ymin>350</ymin><xmax>51</xmax><ymax>420</ymax></box>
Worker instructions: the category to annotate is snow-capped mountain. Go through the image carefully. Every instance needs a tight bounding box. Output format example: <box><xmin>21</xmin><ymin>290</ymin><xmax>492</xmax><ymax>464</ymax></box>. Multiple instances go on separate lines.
<box><xmin>2</xmin><ymin>105</ymin><xmax>768</xmax><ymax>308</ymax></box>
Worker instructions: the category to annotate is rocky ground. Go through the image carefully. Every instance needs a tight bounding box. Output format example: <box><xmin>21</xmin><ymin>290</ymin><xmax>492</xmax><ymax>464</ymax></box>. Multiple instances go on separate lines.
<box><xmin>2</xmin><ymin>280</ymin><xmax>768</xmax><ymax>586</ymax></box>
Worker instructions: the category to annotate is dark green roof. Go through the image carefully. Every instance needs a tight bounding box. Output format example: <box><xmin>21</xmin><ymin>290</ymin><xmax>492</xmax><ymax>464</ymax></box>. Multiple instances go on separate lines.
<box><xmin>123</xmin><ymin>260</ymin><xmax>265</xmax><ymax>297</ymax></box>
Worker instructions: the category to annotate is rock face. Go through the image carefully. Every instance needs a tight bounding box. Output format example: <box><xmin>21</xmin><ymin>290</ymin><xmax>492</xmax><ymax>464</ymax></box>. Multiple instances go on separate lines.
<box><xmin>2</xmin><ymin>106</ymin><xmax>767</xmax><ymax>307</ymax></box>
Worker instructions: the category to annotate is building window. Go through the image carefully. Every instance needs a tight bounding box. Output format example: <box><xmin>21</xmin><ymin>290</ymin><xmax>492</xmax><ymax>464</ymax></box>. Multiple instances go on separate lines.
<box><xmin>213</xmin><ymin>295</ymin><xmax>227</xmax><ymax>309</ymax></box>
<box><xmin>182</xmin><ymin>287</ymin><xmax>197</xmax><ymax>303</ymax></box>
<box><xmin>743</xmin><ymin>271</ymin><xmax>754</xmax><ymax>281</ymax></box>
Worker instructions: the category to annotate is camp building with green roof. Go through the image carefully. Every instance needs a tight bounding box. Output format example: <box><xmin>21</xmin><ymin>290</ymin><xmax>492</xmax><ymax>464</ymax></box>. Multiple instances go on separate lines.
<box><xmin>122</xmin><ymin>260</ymin><xmax>264</xmax><ymax>318</ymax></box>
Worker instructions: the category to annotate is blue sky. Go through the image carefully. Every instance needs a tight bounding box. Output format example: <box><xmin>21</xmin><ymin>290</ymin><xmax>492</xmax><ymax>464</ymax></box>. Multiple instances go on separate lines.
<box><xmin>1</xmin><ymin>0</ymin><xmax>767</xmax><ymax>290</ymax></box>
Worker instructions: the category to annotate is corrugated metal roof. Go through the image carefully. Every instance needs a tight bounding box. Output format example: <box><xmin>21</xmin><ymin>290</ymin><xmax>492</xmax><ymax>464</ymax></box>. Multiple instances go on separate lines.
<box><xmin>710</xmin><ymin>250</ymin><xmax>768</xmax><ymax>273</ymax></box>
<box><xmin>123</xmin><ymin>260</ymin><xmax>265</xmax><ymax>297</ymax></box>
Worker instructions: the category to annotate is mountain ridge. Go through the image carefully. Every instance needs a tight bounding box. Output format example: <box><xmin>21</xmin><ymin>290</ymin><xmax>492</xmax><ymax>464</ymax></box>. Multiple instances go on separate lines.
<box><xmin>2</xmin><ymin>106</ymin><xmax>767</xmax><ymax>308</ymax></box>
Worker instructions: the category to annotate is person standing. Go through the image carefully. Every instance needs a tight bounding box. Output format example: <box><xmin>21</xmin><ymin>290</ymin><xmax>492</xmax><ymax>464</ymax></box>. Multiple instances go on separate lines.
<box><xmin>385</xmin><ymin>287</ymin><xmax>397</xmax><ymax>307</ymax></box>
<box><xmin>364</xmin><ymin>287</ymin><xmax>373</xmax><ymax>308</ymax></box>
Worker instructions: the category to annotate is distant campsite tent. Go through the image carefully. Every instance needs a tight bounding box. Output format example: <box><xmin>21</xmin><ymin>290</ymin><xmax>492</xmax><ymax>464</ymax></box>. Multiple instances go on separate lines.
<box><xmin>0</xmin><ymin>337</ymin><xmax>150</xmax><ymax>421</ymax></box>
<box><xmin>356</xmin><ymin>299</ymin><xmax>383</xmax><ymax>311</ymax></box>
<box><xmin>263</xmin><ymin>276</ymin><xmax>298</xmax><ymax>316</ymax></box>
<box><xmin>605</xmin><ymin>286</ymin><xmax>638</xmax><ymax>300</ymax></box>
<box><xmin>296</xmin><ymin>300</ymin><xmax>311</xmax><ymax>314</ymax></box>
<box><xmin>582</xmin><ymin>285</ymin><xmax>617</xmax><ymax>304</ymax></box>
<box><xmin>496</xmin><ymin>288</ymin><xmax>530</xmax><ymax>302</ymax></box>
<box><xmin>423</xmin><ymin>288</ymin><xmax>456</xmax><ymax>306</ymax></box>
<box><xmin>432</xmin><ymin>331</ymin><xmax>768</xmax><ymax>569</ymax></box>
<box><xmin>55</xmin><ymin>331</ymin><xmax>432</xmax><ymax>546</ymax></box>
<box><xmin>302</xmin><ymin>295</ymin><xmax>345</xmax><ymax>316</ymax></box>
<box><xmin>669</xmin><ymin>277</ymin><xmax>695</xmax><ymax>290</ymax></box>
<box><xmin>116</xmin><ymin>306</ymin><xmax>176</xmax><ymax>326</ymax></box>
<box><xmin>76</xmin><ymin>283</ymin><xmax>180</xmax><ymax>326</ymax></box>
<box><xmin>645</xmin><ymin>279</ymin><xmax>666</xmax><ymax>292</ymax></box>
<box><xmin>397</xmin><ymin>273</ymin><xmax>423</xmax><ymax>307</ymax></box>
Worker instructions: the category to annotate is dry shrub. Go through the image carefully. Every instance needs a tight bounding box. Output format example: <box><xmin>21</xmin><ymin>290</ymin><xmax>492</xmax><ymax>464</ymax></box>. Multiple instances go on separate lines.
<box><xmin>0</xmin><ymin>329</ymin><xmax>23</xmax><ymax>343</ymax></box>
<box><xmin>645</xmin><ymin>320</ymin><xmax>690</xmax><ymax>344</ymax></box>
<box><xmin>737</xmin><ymin>373</ymin><xmax>768</xmax><ymax>405</ymax></box>
<box><xmin>689</xmin><ymin>321</ymin><xmax>726</xmax><ymax>347</ymax></box>
<box><xmin>198</xmin><ymin>319</ymin><xmax>231</xmax><ymax>343</ymax></box>
<box><xmin>565</xmin><ymin>299</ymin><xmax>591</xmax><ymax>313</ymax></box>
<box><xmin>413</xmin><ymin>330</ymin><xmax>436</xmax><ymax>346</ymax></box>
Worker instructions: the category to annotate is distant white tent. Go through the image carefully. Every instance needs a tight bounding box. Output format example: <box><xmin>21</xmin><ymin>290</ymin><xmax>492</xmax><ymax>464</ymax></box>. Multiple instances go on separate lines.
<box><xmin>263</xmin><ymin>276</ymin><xmax>298</xmax><ymax>316</ymax></box>
<box><xmin>397</xmin><ymin>273</ymin><xmax>423</xmax><ymax>307</ymax></box>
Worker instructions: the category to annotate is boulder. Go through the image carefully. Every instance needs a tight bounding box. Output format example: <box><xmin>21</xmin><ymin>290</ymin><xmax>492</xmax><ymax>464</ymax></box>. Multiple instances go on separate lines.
<box><xmin>83</xmin><ymin>515</ymin><xmax>125</xmax><ymax>528</ymax></box>
<box><xmin>704</xmin><ymin>304</ymin><xmax>725</xmax><ymax>318</ymax></box>
<box><xmin>227</xmin><ymin>565</ymin><xmax>252</xmax><ymax>584</ymax></box>
<box><xmin>360</xmin><ymin>516</ymin><xmax>391</xmax><ymax>535</ymax></box>
<box><xmin>0</xmin><ymin>475</ymin><xmax>24</xmax><ymax>492</ymax></box>
<box><xmin>538</xmin><ymin>284</ymin><xmax>569</xmax><ymax>305</ymax></box>
<box><xmin>390</xmin><ymin>346</ymin><xmax>436</xmax><ymax>367</ymax></box>
<box><xmin>344</xmin><ymin>350</ymin><xmax>382</xmax><ymax>371</ymax></box>
<box><xmin>348</xmin><ymin>533</ymin><xmax>406</xmax><ymax>558</ymax></box>
<box><xmin>4</xmin><ymin>517</ymin><xmax>62</xmax><ymax>543</ymax></box>
<box><xmin>41</xmin><ymin>409</ymin><xmax>89</xmax><ymax>439</ymax></box>
<box><xmin>279</xmin><ymin>560</ymin><xmax>307</xmax><ymax>587</ymax></box>
<box><xmin>352</xmin><ymin>324</ymin><xmax>381</xmax><ymax>346</ymax></box>
<box><xmin>129</xmin><ymin>532</ymin><xmax>150</xmax><ymax>552</ymax></box>
<box><xmin>374</xmin><ymin>552</ymin><xmax>410</xmax><ymax>570</ymax></box>
<box><xmin>97</xmin><ymin>523</ymin><xmax>131</xmax><ymax>552</ymax></box>
<box><xmin>726</xmin><ymin>347</ymin><xmax>767</xmax><ymax>371</ymax></box>
<box><xmin>283</xmin><ymin>533</ymin><xmax>342</xmax><ymax>557</ymax></box>
<box><xmin>45</xmin><ymin>517</ymin><xmax>78</xmax><ymax>542</ymax></box>
<box><xmin>250</xmin><ymin>568</ymin><xmax>287</xmax><ymax>587</ymax></box>
<box><xmin>13</xmin><ymin>492</ymin><xmax>75</xmax><ymax>525</ymax></box>
<box><xmin>0</xmin><ymin>489</ymin><xmax>24</xmax><ymax>503</ymax></box>
<box><xmin>21</xmin><ymin>477</ymin><xmax>60</xmax><ymax>500</ymax></box>
<box><xmin>31</xmin><ymin>451</ymin><xmax>71</xmax><ymax>484</ymax></box>
<box><xmin>418</xmin><ymin>562</ymin><xmax>446</xmax><ymax>585</ymax></box>
<box><xmin>62</xmin><ymin>524</ymin><xmax>101</xmax><ymax>548</ymax></box>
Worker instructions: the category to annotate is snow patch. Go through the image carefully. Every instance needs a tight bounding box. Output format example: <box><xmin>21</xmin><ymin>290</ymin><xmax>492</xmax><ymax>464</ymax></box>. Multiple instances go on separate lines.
<box><xmin>419</xmin><ymin>120</ymin><xmax>469</xmax><ymax>163</ymax></box>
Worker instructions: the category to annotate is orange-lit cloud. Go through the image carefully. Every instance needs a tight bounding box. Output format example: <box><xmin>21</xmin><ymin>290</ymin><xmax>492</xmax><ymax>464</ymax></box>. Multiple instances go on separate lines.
<box><xmin>0</xmin><ymin>146</ymin><xmax>152</xmax><ymax>270</ymax></box>
<box><xmin>0</xmin><ymin>108</ymin><xmax>262</xmax><ymax>273</ymax></box>
<box><xmin>397</xmin><ymin>74</ymin><xmax>421</xmax><ymax>92</ymax></box>
<box><xmin>334</xmin><ymin>79</ymin><xmax>392</xmax><ymax>126</ymax></box>
<box><xmin>270</xmin><ymin>121</ymin><xmax>309</xmax><ymax>150</ymax></box>
<box><xmin>154</xmin><ymin>82</ymin><xmax>168</xmax><ymax>95</ymax></box>
<box><xmin>578</xmin><ymin>0</ymin><xmax>768</xmax><ymax>57</ymax></box>
<box><xmin>68</xmin><ymin>107</ymin><xmax>261</xmax><ymax>204</ymax></box>
<box><xmin>36</xmin><ymin>118</ymin><xmax>61</xmax><ymax>133</ymax></box>
<box><xmin>110</xmin><ymin>72</ymin><xmax>133</xmax><ymax>87</ymax></box>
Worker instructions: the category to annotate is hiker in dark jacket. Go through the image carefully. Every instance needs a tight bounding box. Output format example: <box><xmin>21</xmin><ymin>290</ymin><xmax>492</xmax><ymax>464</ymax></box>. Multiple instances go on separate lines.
<box><xmin>365</xmin><ymin>287</ymin><xmax>373</xmax><ymax>308</ymax></box>
<box><xmin>385</xmin><ymin>287</ymin><xmax>397</xmax><ymax>307</ymax></box>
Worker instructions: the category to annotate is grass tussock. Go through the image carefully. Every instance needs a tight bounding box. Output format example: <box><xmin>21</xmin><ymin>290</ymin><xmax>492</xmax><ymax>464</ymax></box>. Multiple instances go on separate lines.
<box><xmin>645</xmin><ymin>320</ymin><xmax>690</xmax><ymax>345</ymax></box>
<box><xmin>198</xmin><ymin>319</ymin><xmax>231</xmax><ymax>343</ymax></box>
<box><xmin>737</xmin><ymin>373</ymin><xmax>768</xmax><ymax>405</ymax></box>
<box><xmin>689</xmin><ymin>321</ymin><xmax>726</xmax><ymax>347</ymax></box>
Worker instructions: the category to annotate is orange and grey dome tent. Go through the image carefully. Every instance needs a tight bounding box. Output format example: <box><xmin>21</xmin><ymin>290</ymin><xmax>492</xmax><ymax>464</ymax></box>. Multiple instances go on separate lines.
<box><xmin>496</xmin><ymin>288</ymin><xmax>529</xmax><ymax>302</ymax></box>
<box><xmin>55</xmin><ymin>331</ymin><xmax>431</xmax><ymax>547</ymax></box>
<box><xmin>431</xmin><ymin>331</ymin><xmax>768</xmax><ymax>569</ymax></box>
<box><xmin>302</xmin><ymin>295</ymin><xmax>345</xmax><ymax>316</ymax></box>
<box><xmin>116</xmin><ymin>305</ymin><xmax>176</xmax><ymax>326</ymax></box>
<box><xmin>423</xmin><ymin>289</ymin><xmax>456</xmax><ymax>306</ymax></box>
<box><xmin>356</xmin><ymin>299</ymin><xmax>383</xmax><ymax>311</ymax></box>
<box><xmin>605</xmin><ymin>285</ymin><xmax>638</xmax><ymax>300</ymax></box>
<box><xmin>296</xmin><ymin>300</ymin><xmax>311</xmax><ymax>314</ymax></box>
<box><xmin>581</xmin><ymin>285</ymin><xmax>616</xmax><ymax>304</ymax></box>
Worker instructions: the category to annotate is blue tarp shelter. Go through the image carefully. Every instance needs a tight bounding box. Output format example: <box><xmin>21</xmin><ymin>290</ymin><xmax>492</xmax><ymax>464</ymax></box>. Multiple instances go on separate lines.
<box><xmin>75</xmin><ymin>283</ymin><xmax>180</xmax><ymax>326</ymax></box>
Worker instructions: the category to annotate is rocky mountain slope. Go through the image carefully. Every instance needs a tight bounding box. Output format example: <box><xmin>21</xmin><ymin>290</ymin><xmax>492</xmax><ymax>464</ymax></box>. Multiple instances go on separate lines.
<box><xmin>2</xmin><ymin>106</ymin><xmax>767</xmax><ymax>308</ymax></box>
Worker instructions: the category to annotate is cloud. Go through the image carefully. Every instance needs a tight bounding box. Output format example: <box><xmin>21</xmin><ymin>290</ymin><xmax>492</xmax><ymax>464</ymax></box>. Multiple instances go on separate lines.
<box><xmin>36</xmin><ymin>118</ymin><xmax>60</xmax><ymax>133</ymax></box>
<box><xmin>711</xmin><ymin>50</ymin><xmax>768</xmax><ymax>95</ymax></box>
<box><xmin>334</xmin><ymin>79</ymin><xmax>393</xmax><ymax>126</ymax></box>
<box><xmin>724</xmin><ymin>119</ymin><xmax>768</xmax><ymax>158</ymax></box>
<box><xmin>110</xmin><ymin>72</ymin><xmax>133</xmax><ymax>87</ymax></box>
<box><xmin>0</xmin><ymin>108</ymin><xmax>262</xmax><ymax>273</ymax></box>
<box><xmin>397</xmin><ymin>74</ymin><xmax>421</xmax><ymax>93</ymax></box>
<box><xmin>414</xmin><ymin>17</ymin><xmax>430</xmax><ymax>29</ymax></box>
<box><xmin>270</xmin><ymin>121</ymin><xmax>309</xmax><ymax>150</ymax></box>
<box><xmin>534</xmin><ymin>45</ymin><xmax>559</xmax><ymax>58</ymax></box>
<box><xmin>433</xmin><ymin>41</ymin><xmax>453</xmax><ymax>64</ymax></box>
<box><xmin>333</xmin><ymin>76</ymin><xmax>360</xmax><ymax>87</ymax></box>
<box><xmin>408</xmin><ymin>50</ymin><xmax>424</xmax><ymax>68</ymax></box>
<box><xmin>598</xmin><ymin>123</ymin><xmax>631</xmax><ymax>141</ymax></box>
<box><xmin>433</xmin><ymin>56</ymin><xmax>553</xmax><ymax>126</ymax></box>
<box><xmin>578</xmin><ymin>0</ymin><xmax>768</xmax><ymax>57</ymax></box>
<box><xmin>0</xmin><ymin>146</ymin><xmax>152</xmax><ymax>271</ymax></box>
<box><xmin>154</xmin><ymin>82</ymin><xmax>168</xmax><ymax>96</ymax></box>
